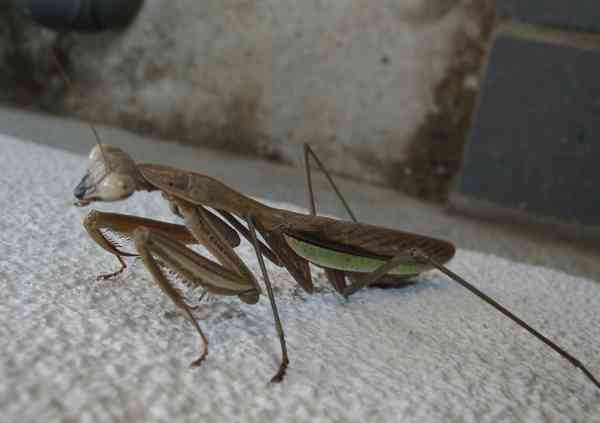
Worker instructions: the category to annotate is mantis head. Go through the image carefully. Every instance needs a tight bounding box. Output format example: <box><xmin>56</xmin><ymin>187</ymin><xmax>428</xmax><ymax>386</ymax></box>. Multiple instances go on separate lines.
<box><xmin>74</xmin><ymin>144</ymin><xmax>141</xmax><ymax>206</ymax></box>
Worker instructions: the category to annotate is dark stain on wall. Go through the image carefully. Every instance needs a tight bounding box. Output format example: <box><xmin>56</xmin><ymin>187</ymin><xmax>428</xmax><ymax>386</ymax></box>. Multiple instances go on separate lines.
<box><xmin>111</xmin><ymin>78</ymin><xmax>283</xmax><ymax>162</ymax></box>
<box><xmin>206</xmin><ymin>82</ymin><xmax>283</xmax><ymax>161</ymax></box>
<box><xmin>360</xmin><ymin>0</ymin><xmax>496</xmax><ymax>202</ymax></box>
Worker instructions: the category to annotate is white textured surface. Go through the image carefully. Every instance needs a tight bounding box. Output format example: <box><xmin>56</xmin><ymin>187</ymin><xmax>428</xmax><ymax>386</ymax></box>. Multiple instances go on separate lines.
<box><xmin>1</xmin><ymin>135</ymin><xmax>599</xmax><ymax>422</ymax></box>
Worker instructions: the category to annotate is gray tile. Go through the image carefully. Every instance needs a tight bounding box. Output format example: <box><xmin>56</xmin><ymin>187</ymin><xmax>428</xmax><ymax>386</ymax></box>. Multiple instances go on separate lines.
<box><xmin>453</xmin><ymin>30</ymin><xmax>600</xmax><ymax>241</ymax></box>
<box><xmin>498</xmin><ymin>1</ymin><xmax>600</xmax><ymax>33</ymax></box>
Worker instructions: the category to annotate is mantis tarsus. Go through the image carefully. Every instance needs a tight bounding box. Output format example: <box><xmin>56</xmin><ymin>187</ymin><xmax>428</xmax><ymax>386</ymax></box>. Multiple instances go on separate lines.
<box><xmin>71</xmin><ymin>141</ymin><xmax>600</xmax><ymax>390</ymax></box>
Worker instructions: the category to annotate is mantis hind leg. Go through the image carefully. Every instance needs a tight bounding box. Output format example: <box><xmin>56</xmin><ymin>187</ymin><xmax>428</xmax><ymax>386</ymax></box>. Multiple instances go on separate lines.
<box><xmin>321</xmin><ymin>267</ymin><xmax>417</xmax><ymax>295</ymax></box>
<box><xmin>303</xmin><ymin>144</ymin><xmax>415</xmax><ymax>292</ymax></box>
<box><xmin>410</xmin><ymin>249</ymin><xmax>600</xmax><ymax>390</ymax></box>
<box><xmin>341</xmin><ymin>247</ymin><xmax>600</xmax><ymax>390</ymax></box>
<box><xmin>342</xmin><ymin>254</ymin><xmax>421</xmax><ymax>298</ymax></box>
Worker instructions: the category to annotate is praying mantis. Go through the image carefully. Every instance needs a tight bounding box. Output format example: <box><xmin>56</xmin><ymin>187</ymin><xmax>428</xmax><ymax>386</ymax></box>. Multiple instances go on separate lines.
<box><xmin>72</xmin><ymin>140</ymin><xmax>600</xmax><ymax>390</ymax></box>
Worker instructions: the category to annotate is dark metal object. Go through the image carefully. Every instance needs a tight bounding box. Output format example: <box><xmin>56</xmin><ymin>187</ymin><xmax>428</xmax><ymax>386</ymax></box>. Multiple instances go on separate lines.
<box><xmin>19</xmin><ymin>0</ymin><xmax>144</xmax><ymax>31</ymax></box>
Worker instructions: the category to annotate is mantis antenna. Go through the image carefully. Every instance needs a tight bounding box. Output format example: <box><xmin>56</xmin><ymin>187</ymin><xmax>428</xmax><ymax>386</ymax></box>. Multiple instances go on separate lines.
<box><xmin>50</xmin><ymin>49</ymin><xmax>110</xmax><ymax>170</ymax></box>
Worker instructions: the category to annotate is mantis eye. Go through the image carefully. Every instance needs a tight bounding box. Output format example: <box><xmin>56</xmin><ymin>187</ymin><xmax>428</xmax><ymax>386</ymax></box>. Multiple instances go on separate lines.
<box><xmin>98</xmin><ymin>173</ymin><xmax>135</xmax><ymax>201</ymax></box>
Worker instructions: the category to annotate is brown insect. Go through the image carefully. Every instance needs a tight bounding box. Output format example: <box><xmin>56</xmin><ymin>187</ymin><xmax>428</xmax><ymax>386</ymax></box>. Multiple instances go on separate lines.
<box><xmin>72</xmin><ymin>142</ymin><xmax>600</xmax><ymax>389</ymax></box>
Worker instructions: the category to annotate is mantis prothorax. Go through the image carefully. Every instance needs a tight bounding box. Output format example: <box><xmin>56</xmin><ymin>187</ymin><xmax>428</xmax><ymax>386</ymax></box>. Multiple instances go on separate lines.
<box><xmin>71</xmin><ymin>140</ymin><xmax>600</xmax><ymax>390</ymax></box>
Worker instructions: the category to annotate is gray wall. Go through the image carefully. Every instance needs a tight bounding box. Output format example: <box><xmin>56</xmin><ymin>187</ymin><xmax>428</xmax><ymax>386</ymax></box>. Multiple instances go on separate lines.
<box><xmin>1</xmin><ymin>0</ymin><xmax>494</xmax><ymax>199</ymax></box>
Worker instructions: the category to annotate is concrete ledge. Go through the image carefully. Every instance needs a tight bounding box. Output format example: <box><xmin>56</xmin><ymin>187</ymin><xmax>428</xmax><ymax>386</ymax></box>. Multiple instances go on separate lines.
<box><xmin>450</xmin><ymin>193</ymin><xmax>600</xmax><ymax>249</ymax></box>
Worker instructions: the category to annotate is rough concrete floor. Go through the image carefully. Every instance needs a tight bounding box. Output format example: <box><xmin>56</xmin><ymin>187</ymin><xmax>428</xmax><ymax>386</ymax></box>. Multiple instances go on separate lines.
<box><xmin>1</xmin><ymin>106</ymin><xmax>598</xmax><ymax>284</ymax></box>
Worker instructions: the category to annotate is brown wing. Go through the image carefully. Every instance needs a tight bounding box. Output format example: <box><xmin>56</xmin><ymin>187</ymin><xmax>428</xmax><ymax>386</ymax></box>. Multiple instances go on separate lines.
<box><xmin>280</xmin><ymin>213</ymin><xmax>455</xmax><ymax>264</ymax></box>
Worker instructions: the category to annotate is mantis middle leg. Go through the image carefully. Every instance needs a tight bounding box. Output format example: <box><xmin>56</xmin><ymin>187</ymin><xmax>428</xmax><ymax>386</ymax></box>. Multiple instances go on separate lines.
<box><xmin>177</xmin><ymin>202</ymin><xmax>289</xmax><ymax>382</ymax></box>
<box><xmin>246</xmin><ymin>213</ymin><xmax>289</xmax><ymax>383</ymax></box>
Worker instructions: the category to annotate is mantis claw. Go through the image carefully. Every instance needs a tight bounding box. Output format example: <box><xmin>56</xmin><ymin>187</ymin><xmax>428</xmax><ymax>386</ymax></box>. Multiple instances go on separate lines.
<box><xmin>269</xmin><ymin>373</ymin><xmax>285</xmax><ymax>384</ymax></box>
<box><xmin>189</xmin><ymin>354</ymin><xmax>207</xmax><ymax>368</ymax></box>
<box><xmin>269</xmin><ymin>357</ymin><xmax>289</xmax><ymax>384</ymax></box>
<box><xmin>95</xmin><ymin>256</ymin><xmax>127</xmax><ymax>280</ymax></box>
<box><xmin>95</xmin><ymin>268</ymin><xmax>125</xmax><ymax>280</ymax></box>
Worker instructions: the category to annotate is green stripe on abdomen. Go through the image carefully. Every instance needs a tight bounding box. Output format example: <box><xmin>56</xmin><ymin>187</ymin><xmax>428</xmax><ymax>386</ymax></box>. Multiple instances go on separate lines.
<box><xmin>284</xmin><ymin>234</ymin><xmax>427</xmax><ymax>275</ymax></box>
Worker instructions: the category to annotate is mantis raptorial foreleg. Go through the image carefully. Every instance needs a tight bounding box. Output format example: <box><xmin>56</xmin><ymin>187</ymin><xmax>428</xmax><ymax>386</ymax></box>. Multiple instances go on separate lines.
<box><xmin>83</xmin><ymin>209</ymin><xmax>241</xmax><ymax>280</ymax></box>
<box><xmin>84</xmin><ymin>211</ymin><xmax>196</xmax><ymax>280</ymax></box>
